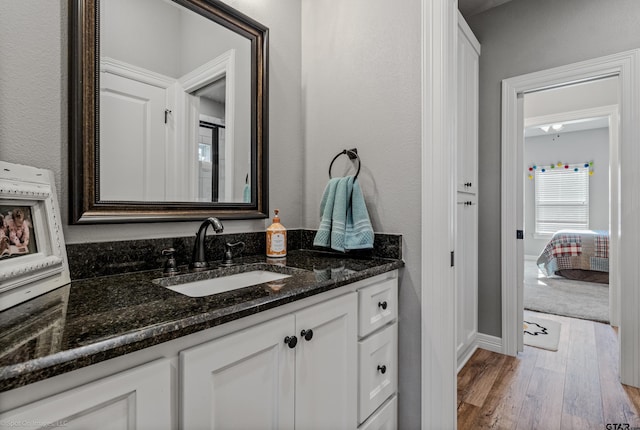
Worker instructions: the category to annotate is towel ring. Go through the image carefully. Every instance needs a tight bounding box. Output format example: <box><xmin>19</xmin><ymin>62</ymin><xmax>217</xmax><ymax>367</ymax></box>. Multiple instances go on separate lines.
<box><xmin>329</xmin><ymin>148</ymin><xmax>361</xmax><ymax>179</ymax></box>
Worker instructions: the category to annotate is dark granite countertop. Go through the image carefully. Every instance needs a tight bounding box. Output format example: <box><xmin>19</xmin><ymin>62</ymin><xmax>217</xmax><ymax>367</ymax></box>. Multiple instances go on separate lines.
<box><xmin>0</xmin><ymin>250</ymin><xmax>403</xmax><ymax>392</ymax></box>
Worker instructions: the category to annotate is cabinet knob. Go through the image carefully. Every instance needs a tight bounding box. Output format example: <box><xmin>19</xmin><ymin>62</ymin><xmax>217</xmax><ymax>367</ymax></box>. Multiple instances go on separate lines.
<box><xmin>465</xmin><ymin>182</ymin><xmax>472</xmax><ymax>187</ymax></box>
<box><xmin>377</xmin><ymin>364</ymin><xmax>387</xmax><ymax>374</ymax></box>
<box><xmin>284</xmin><ymin>335</ymin><xmax>298</xmax><ymax>348</ymax></box>
<box><xmin>300</xmin><ymin>329</ymin><xmax>314</xmax><ymax>341</ymax></box>
<box><xmin>378</xmin><ymin>301</ymin><xmax>388</xmax><ymax>310</ymax></box>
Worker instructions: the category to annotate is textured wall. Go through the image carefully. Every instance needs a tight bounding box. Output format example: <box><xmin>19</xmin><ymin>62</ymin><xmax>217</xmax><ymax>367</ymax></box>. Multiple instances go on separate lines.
<box><xmin>301</xmin><ymin>0</ymin><xmax>422</xmax><ymax>427</ymax></box>
<box><xmin>0</xmin><ymin>1</ymin><xmax>65</xmax><ymax>195</ymax></box>
<box><xmin>0</xmin><ymin>0</ymin><xmax>303</xmax><ymax>243</ymax></box>
<box><xmin>467</xmin><ymin>0</ymin><xmax>640</xmax><ymax>336</ymax></box>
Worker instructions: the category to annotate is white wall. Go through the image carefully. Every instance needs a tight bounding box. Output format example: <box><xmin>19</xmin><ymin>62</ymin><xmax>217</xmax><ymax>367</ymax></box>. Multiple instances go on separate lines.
<box><xmin>301</xmin><ymin>0</ymin><xmax>422</xmax><ymax>427</ymax></box>
<box><xmin>524</xmin><ymin>127</ymin><xmax>610</xmax><ymax>256</ymax></box>
<box><xmin>466</xmin><ymin>0</ymin><xmax>640</xmax><ymax>337</ymax></box>
<box><xmin>0</xmin><ymin>0</ymin><xmax>303</xmax><ymax>243</ymax></box>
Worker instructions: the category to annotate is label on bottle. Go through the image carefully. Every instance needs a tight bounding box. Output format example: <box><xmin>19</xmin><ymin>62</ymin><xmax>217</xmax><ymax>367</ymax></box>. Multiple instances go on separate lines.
<box><xmin>267</xmin><ymin>230</ymin><xmax>286</xmax><ymax>257</ymax></box>
<box><xmin>271</xmin><ymin>233</ymin><xmax>285</xmax><ymax>252</ymax></box>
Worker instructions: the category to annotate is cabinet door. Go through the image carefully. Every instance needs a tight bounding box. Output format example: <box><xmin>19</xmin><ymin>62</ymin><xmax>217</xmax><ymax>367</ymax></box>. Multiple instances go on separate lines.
<box><xmin>181</xmin><ymin>314</ymin><xmax>295</xmax><ymax>430</ymax></box>
<box><xmin>295</xmin><ymin>292</ymin><xmax>357</xmax><ymax>430</ymax></box>
<box><xmin>456</xmin><ymin>194</ymin><xmax>478</xmax><ymax>361</ymax></box>
<box><xmin>456</xmin><ymin>22</ymin><xmax>480</xmax><ymax>195</ymax></box>
<box><xmin>0</xmin><ymin>359</ymin><xmax>173</xmax><ymax>430</ymax></box>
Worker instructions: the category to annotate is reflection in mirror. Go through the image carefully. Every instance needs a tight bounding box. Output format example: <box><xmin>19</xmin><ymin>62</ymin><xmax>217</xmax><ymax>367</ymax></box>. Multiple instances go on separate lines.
<box><xmin>99</xmin><ymin>0</ymin><xmax>250</xmax><ymax>204</ymax></box>
<box><xmin>70</xmin><ymin>0</ymin><xmax>268</xmax><ymax>223</ymax></box>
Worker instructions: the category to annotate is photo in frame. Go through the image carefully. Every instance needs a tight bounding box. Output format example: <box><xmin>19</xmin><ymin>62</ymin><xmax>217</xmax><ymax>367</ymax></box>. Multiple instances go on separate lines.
<box><xmin>0</xmin><ymin>161</ymin><xmax>70</xmax><ymax>311</ymax></box>
<box><xmin>0</xmin><ymin>205</ymin><xmax>38</xmax><ymax>259</ymax></box>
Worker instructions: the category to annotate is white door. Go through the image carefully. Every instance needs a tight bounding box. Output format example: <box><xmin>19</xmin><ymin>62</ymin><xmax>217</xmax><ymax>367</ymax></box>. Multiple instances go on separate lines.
<box><xmin>0</xmin><ymin>360</ymin><xmax>173</xmax><ymax>430</ymax></box>
<box><xmin>295</xmin><ymin>293</ymin><xmax>357</xmax><ymax>430</ymax></box>
<box><xmin>100</xmin><ymin>72</ymin><xmax>167</xmax><ymax>201</ymax></box>
<box><xmin>181</xmin><ymin>315</ymin><xmax>295</xmax><ymax>430</ymax></box>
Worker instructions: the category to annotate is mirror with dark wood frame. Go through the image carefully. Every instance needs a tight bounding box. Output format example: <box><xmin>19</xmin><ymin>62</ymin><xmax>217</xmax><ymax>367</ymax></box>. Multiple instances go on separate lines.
<box><xmin>69</xmin><ymin>0</ymin><xmax>268</xmax><ymax>224</ymax></box>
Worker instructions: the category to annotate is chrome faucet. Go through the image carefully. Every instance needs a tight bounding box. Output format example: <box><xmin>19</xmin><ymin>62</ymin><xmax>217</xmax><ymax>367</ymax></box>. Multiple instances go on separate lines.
<box><xmin>190</xmin><ymin>217</ymin><xmax>224</xmax><ymax>270</ymax></box>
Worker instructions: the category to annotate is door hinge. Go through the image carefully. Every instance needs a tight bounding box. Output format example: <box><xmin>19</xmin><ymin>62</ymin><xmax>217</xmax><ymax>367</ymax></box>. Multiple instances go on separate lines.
<box><xmin>516</xmin><ymin>230</ymin><xmax>524</xmax><ymax>240</ymax></box>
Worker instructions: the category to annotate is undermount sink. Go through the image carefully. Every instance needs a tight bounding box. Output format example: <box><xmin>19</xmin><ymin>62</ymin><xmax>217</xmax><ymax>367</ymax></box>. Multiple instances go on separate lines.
<box><xmin>153</xmin><ymin>265</ymin><xmax>295</xmax><ymax>297</ymax></box>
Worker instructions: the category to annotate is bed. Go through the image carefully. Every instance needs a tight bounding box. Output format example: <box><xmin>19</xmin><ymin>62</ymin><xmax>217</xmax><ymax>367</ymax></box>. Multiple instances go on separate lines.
<box><xmin>536</xmin><ymin>229</ymin><xmax>609</xmax><ymax>284</ymax></box>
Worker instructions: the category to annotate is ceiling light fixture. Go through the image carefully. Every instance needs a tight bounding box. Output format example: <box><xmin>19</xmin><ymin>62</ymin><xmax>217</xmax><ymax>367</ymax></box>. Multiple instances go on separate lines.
<box><xmin>539</xmin><ymin>125</ymin><xmax>550</xmax><ymax>132</ymax></box>
<box><xmin>551</xmin><ymin>123</ymin><xmax>564</xmax><ymax>131</ymax></box>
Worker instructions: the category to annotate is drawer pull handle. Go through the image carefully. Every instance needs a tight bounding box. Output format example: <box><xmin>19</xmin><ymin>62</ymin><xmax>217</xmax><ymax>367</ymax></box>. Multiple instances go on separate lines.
<box><xmin>377</xmin><ymin>364</ymin><xmax>387</xmax><ymax>374</ymax></box>
<box><xmin>378</xmin><ymin>301</ymin><xmax>388</xmax><ymax>310</ymax></box>
<box><xmin>300</xmin><ymin>329</ymin><xmax>314</xmax><ymax>341</ymax></box>
<box><xmin>284</xmin><ymin>335</ymin><xmax>298</xmax><ymax>349</ymax></box>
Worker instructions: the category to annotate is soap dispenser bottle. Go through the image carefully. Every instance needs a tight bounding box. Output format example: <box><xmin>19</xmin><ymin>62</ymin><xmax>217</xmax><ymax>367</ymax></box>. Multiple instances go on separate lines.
<box><xmin>266</xmin><ymin>209</ymin><xmax>287</xmax><ymax>257</ymax></box>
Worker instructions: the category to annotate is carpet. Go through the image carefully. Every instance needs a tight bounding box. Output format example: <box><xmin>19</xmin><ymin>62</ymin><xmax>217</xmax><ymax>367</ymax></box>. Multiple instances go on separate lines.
<box><xmin>524</xmin><ymin>260</ymin><xmax>609</xmax><ymax>323</ymax></box>
<box><xmin>523</xmin><ymin>317</ymin><xmax>561</xmax><ymax>351</ymax></box>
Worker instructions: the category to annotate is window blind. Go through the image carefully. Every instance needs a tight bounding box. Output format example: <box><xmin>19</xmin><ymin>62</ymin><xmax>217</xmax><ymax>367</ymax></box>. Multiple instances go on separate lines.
<box><xmin>534</xmin><ymin>165</ymin><xmax>589</xmax><ymax>234</ymax></box>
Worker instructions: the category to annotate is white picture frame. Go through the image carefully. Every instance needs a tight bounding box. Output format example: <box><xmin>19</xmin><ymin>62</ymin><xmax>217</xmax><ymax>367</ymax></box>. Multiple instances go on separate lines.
<box><xmin>0</xmin><ymin>161</ymin><xmax>70</xmax><ymax>311</ymax></box>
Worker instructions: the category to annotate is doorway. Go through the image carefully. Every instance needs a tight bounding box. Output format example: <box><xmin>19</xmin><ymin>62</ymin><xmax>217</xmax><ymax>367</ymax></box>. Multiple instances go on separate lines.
<box><xmin>522</xmin><ymin>83</ymin><xmax>618</xmax><ymax>325</ymax></box>
<box><xmin>501</xmin><ymin>49</ymin><xmax>640</xmax><ymax>388</ymax></box>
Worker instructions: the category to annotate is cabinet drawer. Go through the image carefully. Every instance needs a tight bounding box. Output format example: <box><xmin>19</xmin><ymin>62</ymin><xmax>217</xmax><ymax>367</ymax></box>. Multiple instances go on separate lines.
<box><xmin>359</xmin><ymin>395</ymin><xmax>397</xmax><ymax>430</ymax></box>
<box><xmin>358</xmin><ymin>277</ymin><xmax>397</xmax><ymax>338</ymax></box>
<box><xmin>358</xmin><ymin>323</ymin><xmax>397</xmax><ymax>424</ymax></box>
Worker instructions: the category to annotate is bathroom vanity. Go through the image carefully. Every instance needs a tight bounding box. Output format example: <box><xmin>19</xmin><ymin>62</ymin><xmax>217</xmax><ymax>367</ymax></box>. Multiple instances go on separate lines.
<box><xmin>0</xmin><ymin>250</ymin><xmax>402</xmax><ymax>430</ymax></box>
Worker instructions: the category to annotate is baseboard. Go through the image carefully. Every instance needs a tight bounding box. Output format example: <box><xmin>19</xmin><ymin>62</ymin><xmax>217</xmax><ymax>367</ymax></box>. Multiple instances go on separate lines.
<box><xmin>475</xmin><ymin>333</ymin><xmax>503</xmax><ymax>354</ymax></box>
<box><xmin>456</xmin><ymin>342</ymin><xmax>478</xmax><ymax>373</ymax></box>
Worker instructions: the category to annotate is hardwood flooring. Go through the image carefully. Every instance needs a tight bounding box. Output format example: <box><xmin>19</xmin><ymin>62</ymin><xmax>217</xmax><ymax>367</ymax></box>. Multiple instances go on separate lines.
<box><xmin>458</xmin><ymin>311</ymin><xmax>640</xmax><ymax>429</ymax></box>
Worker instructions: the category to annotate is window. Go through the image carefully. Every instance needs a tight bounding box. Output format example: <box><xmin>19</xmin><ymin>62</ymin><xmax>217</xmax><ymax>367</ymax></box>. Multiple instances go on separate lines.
<box><xmin>534</xmin><ymin>165</ymin><xmax>589</xmax><ymax>235</ymax></box>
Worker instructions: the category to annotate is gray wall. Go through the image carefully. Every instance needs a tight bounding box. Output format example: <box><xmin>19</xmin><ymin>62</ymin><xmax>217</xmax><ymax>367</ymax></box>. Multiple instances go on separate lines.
<box><xmin>0</xmin><ymin>0</ymin><xmax>302</xmax><ymax>243</ymax></box>
<box><xmin>301</xmin><ymin>0</ymin><xmax>422</xmax><ymax>427</ymax></box>
<box><xmin>101</xmin><ymin>0</ymin><xmax>181</xmax><ymax>78</ymax></box>
<box><xmin>524</xmin><ymin>128</ymin><xmax>610</xmax><ymax>256</ymax></box>
<box><xmin>467</xmin><ymin>0</ymin><xmax>640</xmax><ymax>337</ymax></box>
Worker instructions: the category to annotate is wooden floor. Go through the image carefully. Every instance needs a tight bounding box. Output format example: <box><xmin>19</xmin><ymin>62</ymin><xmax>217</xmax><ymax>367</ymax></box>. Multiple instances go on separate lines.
<box><xmin>458</xmin><ymin>311</ymin><xmax>640</xmax><ymax>429</ymax></box>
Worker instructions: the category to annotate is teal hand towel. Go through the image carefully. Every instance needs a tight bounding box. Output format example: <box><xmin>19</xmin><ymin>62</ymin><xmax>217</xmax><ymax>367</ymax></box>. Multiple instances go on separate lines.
<box><xmin>344</xmin><ymin>179</ymin><xmax>374</xmax><ymax>250</ymax></box>
<box><xmin>243</xmin><ymin>183</ymin><xmax>251</xmax><ymax>203</ymax></box>
<box><xmin>313</xmin><ymin>176</ymin><xmax>373</xmax><ymax>252</ymax></box>
<box><xmin>329</xmin><ymin>176</ymin><xmax>354</xmax><ymax>252</ymax></box>
<box><xmin>313</xmin><ymin>178</ymin><xmax>341</xmax><ymax>248</ymax></box>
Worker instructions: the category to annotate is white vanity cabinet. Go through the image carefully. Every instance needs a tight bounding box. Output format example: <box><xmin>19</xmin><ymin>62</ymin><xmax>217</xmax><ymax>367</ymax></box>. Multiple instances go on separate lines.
<box><xmin>181</xmin><ymin>292</ymin><xmax>357</xmax><ymax>430</ymax></box>
<box><xmin>0</xmin><ymin>269</ymin><xmax>399</xmax><ymax>430</ymax></box>
<box><xmin>0</xmin><ymin>359</ymin><xmax>173</xmax><ymax>430</ymax></box>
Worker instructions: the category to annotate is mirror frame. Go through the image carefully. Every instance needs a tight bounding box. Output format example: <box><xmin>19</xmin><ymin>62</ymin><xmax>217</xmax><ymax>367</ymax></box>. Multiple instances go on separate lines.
<box><xmin>69</xmin><ymin>0</ymin><xmax>269</xmax><ymax>224</ymax></box>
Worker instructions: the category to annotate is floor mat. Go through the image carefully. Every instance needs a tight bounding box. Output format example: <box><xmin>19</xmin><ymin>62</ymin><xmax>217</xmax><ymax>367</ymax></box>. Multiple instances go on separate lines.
<box><xmin>523</xmin><ymin>316</ymin><xmax>561</xmax><ymax>351</ymax></box>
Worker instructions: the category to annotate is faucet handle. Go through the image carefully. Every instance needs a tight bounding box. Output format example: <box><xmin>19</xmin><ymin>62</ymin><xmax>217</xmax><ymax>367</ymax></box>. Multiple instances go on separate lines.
<box><xmin>223</xmin><ymin>241</ymin><xmax>245</xmax><ymax>265</ymax></box>
<box><xmin>162</xmin><ymin>248</ymin><xmax>179</xmax><ymax>275</ymax></box>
